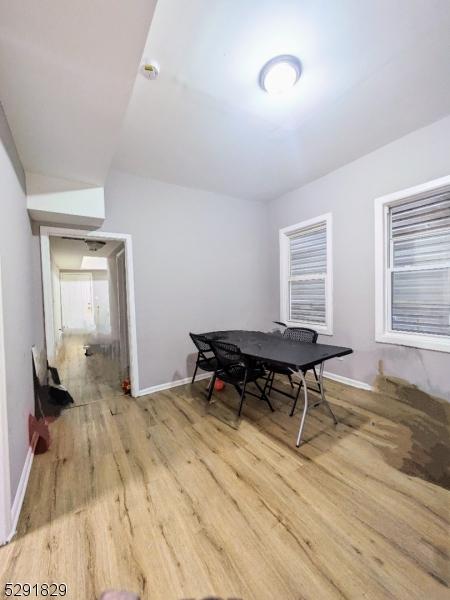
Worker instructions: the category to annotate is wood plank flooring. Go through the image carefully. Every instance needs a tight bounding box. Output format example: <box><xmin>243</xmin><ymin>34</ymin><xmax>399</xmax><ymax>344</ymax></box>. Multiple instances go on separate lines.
<box><xmin>1</xmin><ymin>341</ymin><xmax>449</xmax><ymax>599</ymax></box>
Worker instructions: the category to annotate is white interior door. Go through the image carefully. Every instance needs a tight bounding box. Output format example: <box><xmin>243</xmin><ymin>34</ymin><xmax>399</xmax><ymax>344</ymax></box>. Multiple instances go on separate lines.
<box><xmin>60</xmin><ymin>272</ymin><xmax>95</xmax><ymax>332</ymax></box>
<box><xmin>93</xmin><ymin>274</ymin><xmax>111</xmax><ymax>335</ymax></box>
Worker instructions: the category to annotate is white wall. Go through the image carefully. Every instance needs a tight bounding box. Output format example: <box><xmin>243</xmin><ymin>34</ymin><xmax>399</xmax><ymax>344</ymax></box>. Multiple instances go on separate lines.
<box><xmin>27</xmin><ymin>185</ymin><xmax>105</xmax><ymax>227</ymax></box>
<box><xmin>267</xmin><ymin>115</ymin><xmax>450</xmax><ymax>401</ymax></box>
<box><xmin>26</xmin><ymin>172</ymin><xmax>97</xmax><ymax>194</ymax></box>
<box><xmin>101</xmin><ymin>170</ymin><xmax>272</xmax><ymax>390</ymax></box>
<box><xmin>0</xmin><ymin>103</ymin><xmax>45</xmax><ymax>505</ymax></box>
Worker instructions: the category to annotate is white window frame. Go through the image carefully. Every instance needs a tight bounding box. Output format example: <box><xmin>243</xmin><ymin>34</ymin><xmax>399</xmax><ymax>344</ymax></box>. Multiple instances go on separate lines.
<box><xmin>279</xmin><ymin>213</ymin><xmax>333</xmax><ymax>335</ymax></box>
<box><xmin>374</xmin><ymin>175</ymin><xmax>450</xmax><ymax>353</ymax></box>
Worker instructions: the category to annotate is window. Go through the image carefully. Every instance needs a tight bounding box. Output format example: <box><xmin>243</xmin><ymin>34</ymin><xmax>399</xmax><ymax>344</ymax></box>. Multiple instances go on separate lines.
<box><xmin>375</xmin><ymin>176</ymin><xmax>450</xmax><ymax>353</ymax></box>
<box><xmin>279</xmin><ymin>214</ymin><xmax>333</xmax><ymax>335</ymax></box>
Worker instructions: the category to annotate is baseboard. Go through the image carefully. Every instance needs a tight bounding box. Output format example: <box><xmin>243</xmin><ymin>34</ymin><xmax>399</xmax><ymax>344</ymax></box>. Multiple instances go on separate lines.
<box><xmin>7</xmin><ymin>431</ymin><xmax>39</xmax><ymax>543</ymax></box>
<box><xmin>323</xmin><ymin>371</ymin><xmax>373</xmax><ymax>391</ymax></box>
<box><xmin>137</xmin><ymin>370</ymin><xmax>373</xmax><ymax>397</ymax></box>
<box><xmin>137</xmin><ymin>373</ymin><xmax>211</xmax><ymax>397</ymax></box>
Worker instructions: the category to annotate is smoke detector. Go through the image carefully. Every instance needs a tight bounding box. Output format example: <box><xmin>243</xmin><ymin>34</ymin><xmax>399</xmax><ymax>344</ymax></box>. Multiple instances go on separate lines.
<box><xmin>85</xmin><ymin>240</ymin><xmax>106</xmax><ymax>252</ymax></box>
<box><xmin>142</xmin><ymin>63</ymin><xmax>159</xmax><ymax>80</ymax></box>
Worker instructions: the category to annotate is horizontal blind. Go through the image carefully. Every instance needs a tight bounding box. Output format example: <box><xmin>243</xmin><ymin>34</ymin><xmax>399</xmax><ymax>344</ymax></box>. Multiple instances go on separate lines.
<box><xmin>393</xmin><ymin>232</ymin><xmax>450</xmax><ymax>267</ymax></box>
<box><xmin>390</xmin><ymin>190</ymin><xmax>450</xmax><ymax>336</ymax></box>
<box><xmin>392</xmin><ymin>269</ymin><xmax>450</xmax><ymax>336</ymax></box>
<box><xmin>288</xmin><ymin>222</ymin><xmax>327</xmax><ymax>325</ymax></box>
<box><xmin>390</xmin><ymin>192</ymin><xmax>450</xmax><ymax>239</ymax></box>
<box><xmin>289</xmin><ymin>224</ymin><xmax>327</xmax><ymax>276</ymax></box>
<box><xmin>290</xmin><ymin>280</ymin><xmax>326</xmax><ymax>324</ymax></box>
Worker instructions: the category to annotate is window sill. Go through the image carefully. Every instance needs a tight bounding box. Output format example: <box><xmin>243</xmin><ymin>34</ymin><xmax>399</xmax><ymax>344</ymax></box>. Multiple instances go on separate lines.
<box><xmin>375</xmin><ymin>331</ymin><xmax>450</xmax><ymax>353</ymax></box>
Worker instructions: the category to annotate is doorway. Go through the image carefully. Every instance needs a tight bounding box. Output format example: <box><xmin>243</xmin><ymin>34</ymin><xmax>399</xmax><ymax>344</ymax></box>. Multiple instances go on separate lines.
<box><xmin>52</xmin><ymin>238</ymin><xmax>128</xmax><ymax>402</ymax></box>
<box><xmin>40</xmin><ymin>227</ymin><xmax>139</xmax><ymax>398</ymax></box>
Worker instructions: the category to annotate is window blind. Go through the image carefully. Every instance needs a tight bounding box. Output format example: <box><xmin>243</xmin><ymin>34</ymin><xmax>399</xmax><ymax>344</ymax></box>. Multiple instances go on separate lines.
<box><xmin>288</xmin><ymin>223</ymin><xmax>327</xmax><ymax>324</ymax></box>
<box><xmin>389</xmin><ymin>191</ymin><xmax>450</xmax><ymax>336</ymax></box>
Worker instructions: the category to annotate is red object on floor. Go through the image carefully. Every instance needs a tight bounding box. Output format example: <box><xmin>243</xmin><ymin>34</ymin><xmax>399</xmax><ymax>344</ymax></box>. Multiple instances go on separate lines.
<box><xmin>214</xmin><ymin>378</ymin><xmax>225</xmax><ymax>391</ymax></box>
<box><xmin>28</xmin><ymin>414</ymin><xmax>50</xmax><ymax>454</ymax></box>
<box><xmin>121</xmin><ymin>378</ymin><xmax>131</xmax><ymax>394</ymax></box>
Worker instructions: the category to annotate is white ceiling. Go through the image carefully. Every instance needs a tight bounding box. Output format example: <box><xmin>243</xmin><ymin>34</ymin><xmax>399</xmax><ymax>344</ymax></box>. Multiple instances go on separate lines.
<box><xmin>112</xmin><ymin>0</ymin><xmax>450</xmax><ymax>200</ymax></box>
<box><xmin>1</xmin><ymin>1</ymin><xmax>449</xmax><ymax>201</ymax></box>
<box><xmin>50</xmin><ymin>237</ymin><xmax>122</xmax><ymax>271</ymax></box>
<box><xmin>0</xmin><ymin>0</ymin><xmax>157</xmax><ymax>185</ymax></box>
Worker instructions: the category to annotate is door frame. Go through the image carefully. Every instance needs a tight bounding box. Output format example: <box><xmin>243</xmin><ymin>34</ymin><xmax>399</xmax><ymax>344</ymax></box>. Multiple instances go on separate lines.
<box><xmin>40</xmin><ymin>226</ymin><xmax>140</xmax><ymax>396</ymax></box>
<box><xmin>0</xmin><ymin>258</ymin><xmax>12</xmax><ymax>545</ymax></box>
<box><xmin>115</xmin><ymin>248</ymin><xmax>129</xmax><ymax>373</ymax></box>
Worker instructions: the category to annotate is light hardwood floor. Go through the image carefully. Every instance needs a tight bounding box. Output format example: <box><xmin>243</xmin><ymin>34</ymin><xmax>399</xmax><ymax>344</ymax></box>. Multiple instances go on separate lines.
<box><xmin>1</xmin><ymin>339</ymin><xmax>449</xmax><ymax>599</ymax></box>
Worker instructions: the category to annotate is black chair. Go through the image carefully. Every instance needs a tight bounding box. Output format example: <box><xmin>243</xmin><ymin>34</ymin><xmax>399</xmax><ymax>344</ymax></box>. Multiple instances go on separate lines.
<box><xmin>208</xmin><ymin>340</ymin><xmax>274</xmax><ymax>417</ymax></box>
<box><xmin>189</xmin><ymin>333</ymin><xmax>218</xmax><ymax>383</ymax></box>
<box><xmin>265</xmin><ymin>327</ymin><xmax>320</xmax><ymax>416</ymax></box>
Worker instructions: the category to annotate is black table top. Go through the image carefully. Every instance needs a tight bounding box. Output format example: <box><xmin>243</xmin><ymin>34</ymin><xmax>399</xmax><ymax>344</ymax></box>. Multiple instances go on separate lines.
<box><xmin>201</xmin><ymin>330</ymin><xmax>353</xmax><ymax>370</ymax></box>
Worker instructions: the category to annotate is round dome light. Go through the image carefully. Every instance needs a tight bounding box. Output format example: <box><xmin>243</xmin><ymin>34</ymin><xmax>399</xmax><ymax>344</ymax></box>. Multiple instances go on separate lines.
<box><xmin>259</xmin><ymin>55</ymin><xmax>302</xmax><ymax>95</ymax></box>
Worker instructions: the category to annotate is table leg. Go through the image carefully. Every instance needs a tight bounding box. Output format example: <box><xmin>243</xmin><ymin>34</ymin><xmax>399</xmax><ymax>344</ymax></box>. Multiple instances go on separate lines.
<box><xmin>319</xmin><ymin>362</ymin><xmax>338</xmax><ymax>424</ymax></box>
<box><xmin>295</xmin><ymin>365</ymin><xmax>339</xmax><ymax>447</ymax></box>
<box><xmin>296</xmin><ymin>371</ymin><xmax>309</xmax><ymax>447</ymax></box>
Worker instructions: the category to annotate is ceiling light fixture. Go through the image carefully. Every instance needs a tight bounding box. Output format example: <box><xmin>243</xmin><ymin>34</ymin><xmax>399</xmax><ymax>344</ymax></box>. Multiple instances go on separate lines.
<box><xmin>84</xmin><ymin>240</ymin><xmax>106</xmax><ymax>252</ymax></box>
<box><xmin>259</xmin><ymin>55</ymin><xmax>302</xmax><ymax>95</ymax></box>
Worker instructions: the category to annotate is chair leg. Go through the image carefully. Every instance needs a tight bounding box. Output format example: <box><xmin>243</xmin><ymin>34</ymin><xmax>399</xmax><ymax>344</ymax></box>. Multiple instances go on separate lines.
<box><xmin>287</xmin><ymin>373</ymin><xmax>294</xmax><ymax>388</ymax></box>
<box><xmin>289</xmin><ymin>374</ymin><xmax>303</xmax><ymax>417</ymax></box>
<box><xmin>313</xmin><ymin>365</ymin><xmax>320</xmax><ymax>385</ymax></box>
<box><xmin>238</xmin><ymin>382</ymin><xmax>246</xmax><ymax>417</ymax></box>
<box><xmin>262</xmin><ymin>370</ymin><xmax>272</xmax><ymax>398</ymax></box>
<box><xmin>207</xmin><ymin>372</ymin><xmax>216</xmax><ymax>403</ymax></box>
<box><xmin>268</xmin><ymin>371</ymin><xmax>275</xmax><ymax>396</ymax></box>
<box><xmin>309</xmin><ymin>366</ymin><xmax>321</xmax><ymax>405</ymax></box>
<box><xmin>191</xmin><ymin>361</ymin><xmax>199</xmax><ymax>384</ymax></box>
<box><xmin>254</xmin><ymin>380</ymin><xmax>275</xmax><ymax>412</ymax></box>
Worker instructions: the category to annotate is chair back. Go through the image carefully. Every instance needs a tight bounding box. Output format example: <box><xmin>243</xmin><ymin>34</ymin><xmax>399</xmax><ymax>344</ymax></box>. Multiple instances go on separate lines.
<box><xmin>210</xmin><ymin>340</ymin><xmax>243</xmax><ymax>368</ymax></box>
<box><xmin>273</xmin><ymin>320</ymin><xmax>287</xmax><ymax>328</ymax></box>
<box><xmin>189</xmin><ymin>333</ymin><xmax>212</xmax><ymax>355</ymax></box>
<box><xmin>283</xmin><ymin>327</ymin><xmax>318</xmax><ymax>344</ymax></box>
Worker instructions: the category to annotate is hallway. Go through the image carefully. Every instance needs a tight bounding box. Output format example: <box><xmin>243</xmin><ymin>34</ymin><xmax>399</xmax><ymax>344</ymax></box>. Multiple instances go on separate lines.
<box><xmin>55</xmin><ymin>334</ymin><xmax>124</xmax><ymax>406</ymax></box>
